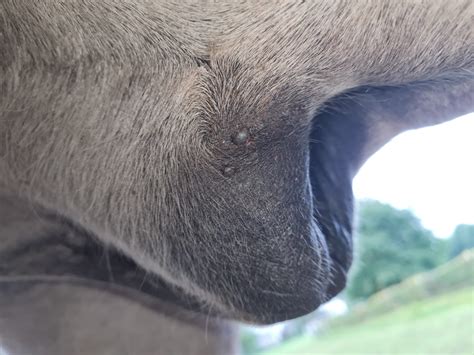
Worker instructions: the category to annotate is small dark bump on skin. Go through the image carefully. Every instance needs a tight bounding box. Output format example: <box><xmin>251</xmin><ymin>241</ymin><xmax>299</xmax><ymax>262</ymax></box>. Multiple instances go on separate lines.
<box><xmin>222</xmin><ymin>165</ymin><xmax>236</xmax><ymax>177</ymax></box>
<box><xmin>231</xmin><ymin>128</ymin><xmax>249</xmax><ymax>145</ymax></box>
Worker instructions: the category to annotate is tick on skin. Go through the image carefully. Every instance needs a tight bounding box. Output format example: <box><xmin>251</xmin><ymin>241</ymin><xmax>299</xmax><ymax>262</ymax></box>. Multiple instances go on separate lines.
<box><xmin>222</xmin><ymin>165</ymin><xmax>236</xmax><ymax>177</ymax></box>
<box><xmin>231</xmin><ymin>128</ymin><xmax>249</xmax><ymax>145</ymax></box>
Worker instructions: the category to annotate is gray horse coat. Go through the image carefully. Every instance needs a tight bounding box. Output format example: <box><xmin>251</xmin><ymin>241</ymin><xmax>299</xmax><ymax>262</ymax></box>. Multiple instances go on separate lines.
<box><xmin>1</xmin><ymin>1</ymin><xmax>473</xmax><ymax>354</ymax></box>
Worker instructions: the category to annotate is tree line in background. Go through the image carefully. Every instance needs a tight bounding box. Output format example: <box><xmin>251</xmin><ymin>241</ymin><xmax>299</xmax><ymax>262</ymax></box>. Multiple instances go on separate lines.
<box><xmin>346</xmin><ymin>200</ymin><xmax>474</xmax><ymax>301</ymax></box>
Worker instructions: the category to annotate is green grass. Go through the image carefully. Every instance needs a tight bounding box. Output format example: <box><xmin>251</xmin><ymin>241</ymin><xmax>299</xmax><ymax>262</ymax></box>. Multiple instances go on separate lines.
<box><xmin>262</xmin><ymin>286</ymin><xmax>474</xmax><ymax>355</ymax></box>
<box><xmin>334</xmin><ymin>249</ymin><xmax>474</xmax><ymax>327</ymax></box>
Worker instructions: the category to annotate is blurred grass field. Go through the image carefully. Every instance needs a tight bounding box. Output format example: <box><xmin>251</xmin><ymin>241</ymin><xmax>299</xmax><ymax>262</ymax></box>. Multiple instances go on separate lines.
<box><xmin>264</xmin><ymin>287</ymin><xmax>473</xmax><ymax>354</ymax></box>
<box><xmin>262</xmin><ymin>250</ymin><xmax>474</xmax><ymax>355</ymax></box>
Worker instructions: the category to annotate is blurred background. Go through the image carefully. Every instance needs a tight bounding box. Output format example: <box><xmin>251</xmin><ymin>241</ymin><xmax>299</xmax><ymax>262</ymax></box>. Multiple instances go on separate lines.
<box><xmin>240</xmin><ymin>113</ymin><xmax>474</xmax><ymax>355</ymax></box>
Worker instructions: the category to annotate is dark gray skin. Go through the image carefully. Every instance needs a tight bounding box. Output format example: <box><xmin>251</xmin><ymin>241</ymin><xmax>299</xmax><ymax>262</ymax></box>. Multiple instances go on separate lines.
<box><xmin>0</xmin><ymin>1</ymin><xmax>473</xmax><ymax>353</ymax></box>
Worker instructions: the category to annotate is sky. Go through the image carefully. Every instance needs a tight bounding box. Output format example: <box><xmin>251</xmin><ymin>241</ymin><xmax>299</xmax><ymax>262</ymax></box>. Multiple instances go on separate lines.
<box><xmin>353</xmin><ymin>113</ymin><xmax>474</xmax><ymax>238</ymax></box>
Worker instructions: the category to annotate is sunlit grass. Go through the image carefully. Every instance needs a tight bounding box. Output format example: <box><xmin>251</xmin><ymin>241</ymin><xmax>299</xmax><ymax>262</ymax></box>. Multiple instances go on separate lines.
<box><xmin>263</xmin><ymin>286</ymin><xmax>474</xmax><ymax>355</ymax></box>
